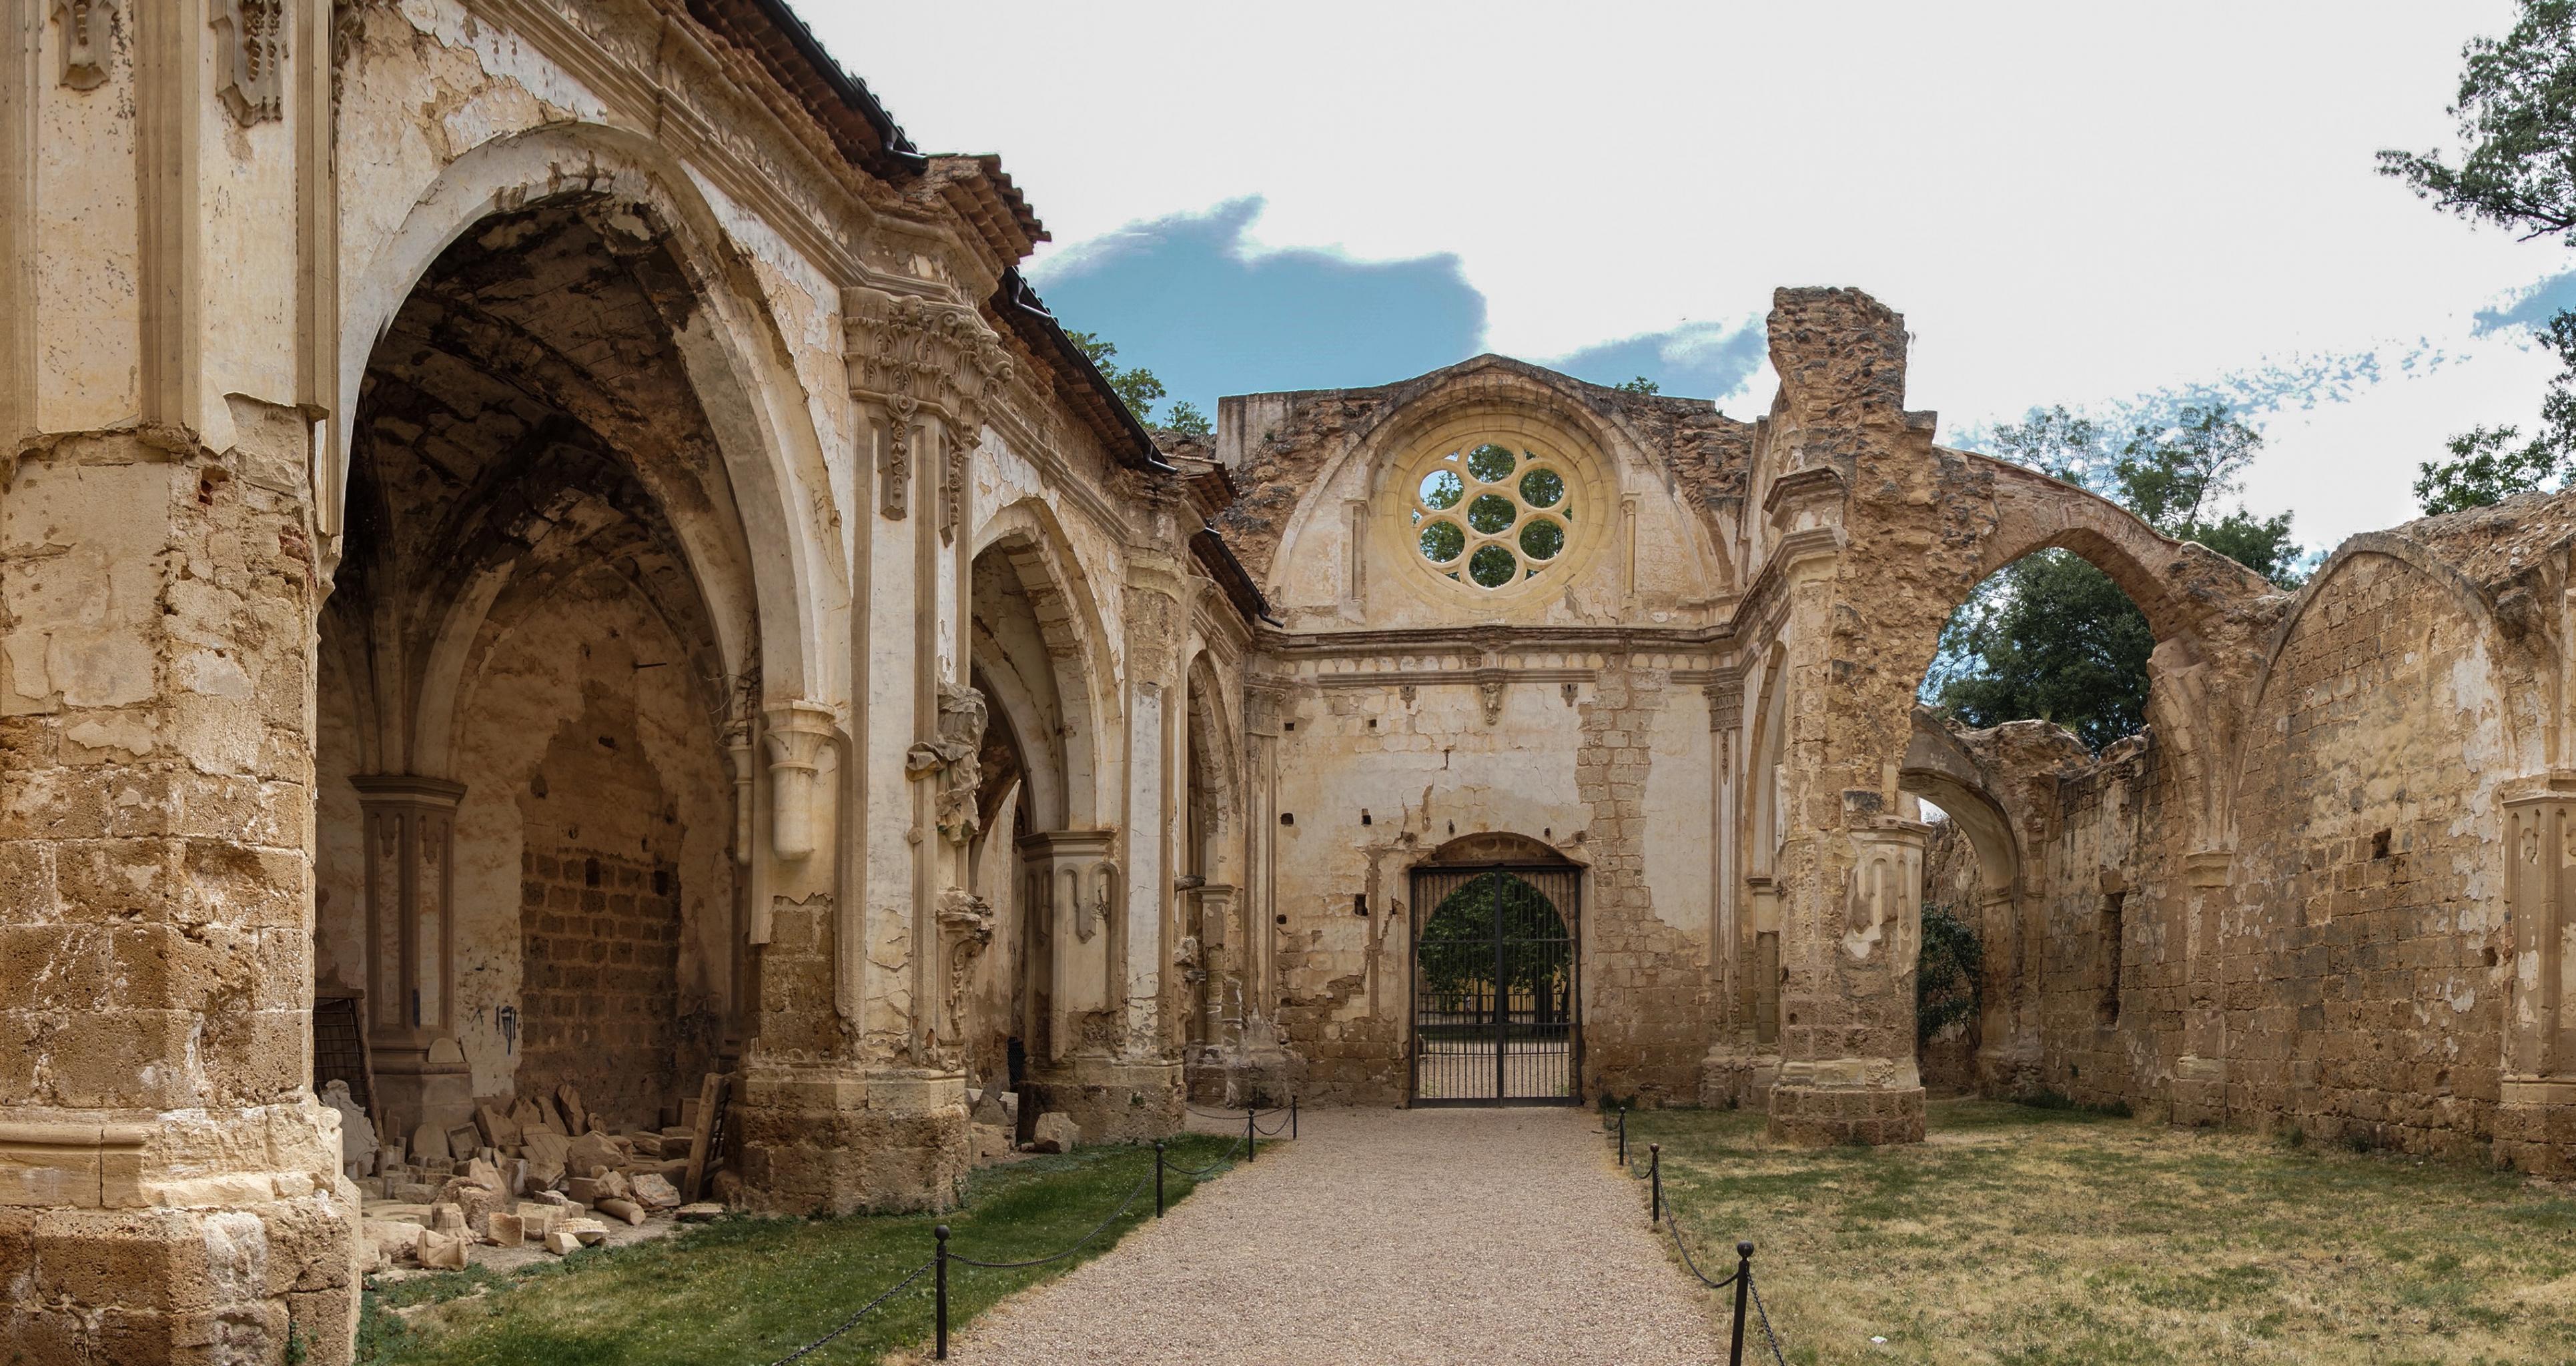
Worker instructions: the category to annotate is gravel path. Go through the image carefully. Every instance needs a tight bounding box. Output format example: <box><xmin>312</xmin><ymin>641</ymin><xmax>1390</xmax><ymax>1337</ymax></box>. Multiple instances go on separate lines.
<box><xmin>945</xmin><ymin>1106</ymin><xmax>1726</xmax><ymax>1365</ymax></box>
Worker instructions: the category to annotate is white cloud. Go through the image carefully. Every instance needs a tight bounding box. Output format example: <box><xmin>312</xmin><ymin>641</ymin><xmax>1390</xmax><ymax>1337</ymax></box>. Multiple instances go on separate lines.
<box><xmin>807</xmin><ymin>0</ymin><xmax>2570</xmax><ymax>546</ymax></box>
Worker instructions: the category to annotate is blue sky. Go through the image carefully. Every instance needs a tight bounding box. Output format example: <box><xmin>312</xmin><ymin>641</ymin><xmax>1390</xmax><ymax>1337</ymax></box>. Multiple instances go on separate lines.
<box><xmin>1037</xmin><ymin>198</ymin><xmax>1769</xmax><ymax>405</ymax></box>
<box><xmin>817</xmin><ymin>1</ymin><xmax>2573</xmax><ymax>548</ymax></box>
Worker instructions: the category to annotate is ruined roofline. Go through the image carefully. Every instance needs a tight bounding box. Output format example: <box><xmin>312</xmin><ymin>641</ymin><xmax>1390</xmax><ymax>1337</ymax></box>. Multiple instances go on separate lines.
<box><xmin>684</xmin><ymin>0</ymin><xmax>925</xmax><ymax>179</ymax></box>
<box><xmin>683</xmin><ymin>3</ymin><xmax>1050</xmax><ymax>262</ymax></box>
<box><xmin>1215</xmin><ymin>352</ymin><xmax>1737</xmax><ymax>411</ymax></box>
<box><xmin>1212</xmin><ymin>352</ymin><xmax>1752</xmax><ymax>471</ymax></box>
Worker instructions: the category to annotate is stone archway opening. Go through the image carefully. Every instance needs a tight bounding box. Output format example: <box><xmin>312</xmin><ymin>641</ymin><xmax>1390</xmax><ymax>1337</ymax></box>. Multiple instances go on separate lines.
<box><xmin>967</xmin><ymin>528</ymin><xmax>1141</xmax><ymax>1138</ymax></box>
<box><xmin>314</xmin><ymin>195</ymin><xmax>748</xmax><ymax>1161</ymax></box>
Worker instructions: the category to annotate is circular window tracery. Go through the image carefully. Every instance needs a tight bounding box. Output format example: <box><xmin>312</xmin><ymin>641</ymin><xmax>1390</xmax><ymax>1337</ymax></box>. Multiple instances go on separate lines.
<box><xmin>1405</xmin><ymin>440</ymin><xmax>1579</xmax><ymax>591</ymax></box>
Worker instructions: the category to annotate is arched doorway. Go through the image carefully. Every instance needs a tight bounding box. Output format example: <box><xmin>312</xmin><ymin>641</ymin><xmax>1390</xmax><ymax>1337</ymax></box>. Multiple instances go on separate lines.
<box><xmin>1410</xmin><ymin>839</ymin><xmax>1582</xmax><ymax>1105</ymax></box>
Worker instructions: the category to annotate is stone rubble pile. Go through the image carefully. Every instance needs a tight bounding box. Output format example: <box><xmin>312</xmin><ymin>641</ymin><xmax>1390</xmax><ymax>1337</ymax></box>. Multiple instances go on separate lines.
<box><xmin>350</xmin><ymin>1082</ymin><xmax>717</xmax><ymax>1273</ymax></box>
<box><xmin>357</xmin><ymin>1081</ymin><xmax>1080</xmax><ymax>1275</ymax></box>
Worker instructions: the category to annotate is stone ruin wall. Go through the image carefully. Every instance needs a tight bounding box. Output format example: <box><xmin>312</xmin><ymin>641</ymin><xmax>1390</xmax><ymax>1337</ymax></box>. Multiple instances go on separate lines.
<box><xmin>310</xmin><ymin>482</ymin><xmax>739</xmax><ymax>1141</ymax></box>
<box><xmin>1237</xmin><ymin>360</ymin><xmax>1745</xmax><ymax>1109</ymax></box>
<box><xmin>1974</xmin><ymin>535</ymin><xmax>2538</xmax><ymax>1161</ymax></box>
<box><xmin>1260</xmin><ymin>662</ymin><xmax>1717</xmax><ymax>1107</ymax></box>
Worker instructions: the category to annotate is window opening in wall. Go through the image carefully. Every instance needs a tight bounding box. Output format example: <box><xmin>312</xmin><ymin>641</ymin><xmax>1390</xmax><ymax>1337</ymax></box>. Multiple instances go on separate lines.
<box><xmin>1410</xmin><ymin>442</ymin><xmax>1577</xmax><ymax>590</ymax></box>
<box><xmin>2098</xmin><ymin>891</ymin><xmax>2126</xmax><ymax>1027</ymax></box>
<box><xmin>2371</xmin><ymin>828</ymin><xmax>2392</xmax><ymax>860</ymax></box>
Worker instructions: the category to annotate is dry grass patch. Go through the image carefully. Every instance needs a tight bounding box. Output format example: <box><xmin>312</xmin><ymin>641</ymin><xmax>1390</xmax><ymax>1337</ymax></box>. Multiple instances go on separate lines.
<box><xmin>1620</xmin><ymin>1099</ymin><xmax>2576</xmax><ymax>1365</ymax></box>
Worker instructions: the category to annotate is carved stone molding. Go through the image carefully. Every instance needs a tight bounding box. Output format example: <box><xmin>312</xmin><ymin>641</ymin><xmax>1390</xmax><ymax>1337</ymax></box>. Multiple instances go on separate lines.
<box><xmin>52</xmin><ymin>0</ymin><xmax>115</xmax><ymax>89</ymax></box>
<box><xmin>933</xmin><ymin>887</ymin><xmax>994</xmax><ymax>1068</ymax></box>
<box><xmin>210</xmin><ymin>0</ymin><xmax>286</xmax><ymax>125</ymax></box>
<box><xmin>882</xmin><ymin>396</ymin><xmax>917</xmax><ymax>520</ymax></box>
<box><xmin>1842</xmin><ymin>818</ymin><xmax>1928</xmax><ymax>970</ymax></box>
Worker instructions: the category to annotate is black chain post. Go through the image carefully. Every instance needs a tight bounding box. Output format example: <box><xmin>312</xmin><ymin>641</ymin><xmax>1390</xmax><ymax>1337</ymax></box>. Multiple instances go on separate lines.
<box><xmin>933</xmin><ymin>1225</ymin><xmax>950</xmax><ymax>1360</ymax></box>
<box><xmin>1154</xmin><ymin>1141</ymin><xmax>1166</xmax><ymax>1218</ymax></box>
<box><xmin>1649</xmin><ymin>1143</ymin><xmax>1661</xmax><ymax>1225</ymax></box>
<box><xmin>1729</xmin><ymin>1241</ymin><xmax>1754</xmax><ymax>1366</ymax></box>
<box><xmin>1618</xmin><ymin>1104</ymin><xmax>1627</xmax><ymax>1165</ymax></box>
<box><xmin>1291</xmin><ymin>1096</ymin><xmax>1298</xmax><ymax>1139</ymax></box>
<box><xmin>1246</xmin><ymin>1109</ymin><xmax>1256</xmax><ymax>1162</ymax></box>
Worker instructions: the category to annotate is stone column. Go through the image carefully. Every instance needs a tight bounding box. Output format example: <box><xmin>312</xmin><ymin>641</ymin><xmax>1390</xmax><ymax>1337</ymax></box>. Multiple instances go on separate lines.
<box><xmin>733</xmin><ymin>287</ymin><xmax>1013</xmax><ymax>1217</ymax></box>
<box><xmin>1768</xmin><ymin>817</ymin><xmax>1930</xmax><ymax>1145</ymax></box>
<box><xmin>2499</xmin><ymin>785</ymin><xmax>2576</xmax><ymax>1174</ymax></box>
<box><xmin>0</xmin><ymin>0</ymin><xmax>360</xmax><ymax>1357</ymax></box>
<box><xmin>1196</xmin><ymin>882</ymin><xmax>1239</xmax><ymax>1050</ymax></box>
<box><xmin>349</xmin><ymin>774</ymin><xmax>470</xmax><ymax>1146</ymax></box>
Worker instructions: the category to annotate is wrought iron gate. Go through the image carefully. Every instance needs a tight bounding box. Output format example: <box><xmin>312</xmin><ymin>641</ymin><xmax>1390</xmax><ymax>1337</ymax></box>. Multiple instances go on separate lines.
<box><xmin>1409</xmin><ymin>864</ymin><xmax>1580</xmax><ymax>1105</ymax></box>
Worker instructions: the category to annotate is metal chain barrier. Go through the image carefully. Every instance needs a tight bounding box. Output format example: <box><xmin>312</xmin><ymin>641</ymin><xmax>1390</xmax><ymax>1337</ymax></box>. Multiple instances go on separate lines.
<box><xmin>941</xmin><ymin>1168</ymin><xmax>1155</xmax><ymax>1271</ymax></box>
<box><xmin>1162</xmin><ymin>1131</ymin><xmax>1248</xmax><ymax>1179</ymax></box>
<box><xmin>759</xmin><ymin>1259</ymin><xmax>933</xmax><ymax>1366</ymax></box>
<box><xmin>1605</xmin><ymin>1106</ymin><xmax>1791</xmax><ymax>1366</ymax></box>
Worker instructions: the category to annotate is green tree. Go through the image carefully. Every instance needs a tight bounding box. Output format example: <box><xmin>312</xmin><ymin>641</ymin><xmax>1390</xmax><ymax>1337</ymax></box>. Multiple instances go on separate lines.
<box><xmin>1415</xmin><ymin>873</ymin><xmax>1572</xmax><ymax>1025</ymax></box>
<box><xmin>1065</xmin><ymin>329</ymin><xmax>1169</xmax><ymax>426</ymax></box>
<box><xmin>2381</xmin><ymin>1</ymin><xmax>2576</xmax><ymax>510</ymax></box>
<box><xmin>1917</xmin><ymin>903</ymin><xmax>1983</xmax><ymax>1047</ymax></box>
<box><xmin>1613</xmin><ymin>376</ymin><xmax>1661</xmax><ymax>396</ymax></box>
<box><xmin>1928</xmin><ymin>406</ymin><xmax>2302</xmax><ymax>749</ymax></box>
<box><xmin>1164</xmin><ymin>400</ymin><xmax>1212</xmax><ymax>439</ymax></box>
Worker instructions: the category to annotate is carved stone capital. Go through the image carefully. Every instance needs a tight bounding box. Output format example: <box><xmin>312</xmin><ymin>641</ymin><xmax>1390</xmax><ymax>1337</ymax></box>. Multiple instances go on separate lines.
<box><xmin>845</xmin><ymin>289</ymin><xmax>1014</xmax><ymax>427</ymax></box>
<box><xmin>1705</xmin><ymin>666</ymin><xmax>1745</xmax><ymax>732</ymax></box>
<box><xmin>846</xmin><ymin>291</ymin><xmax>1011</xmax><ymax>528</ymax></box>
<box><xmin>761</xmin><ymin>702</ymin><xmax>838</xmax><ymax>859</ymax></box>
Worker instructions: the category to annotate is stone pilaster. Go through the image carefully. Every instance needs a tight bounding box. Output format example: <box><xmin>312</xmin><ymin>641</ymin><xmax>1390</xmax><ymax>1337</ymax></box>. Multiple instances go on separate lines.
<box><xmin>2497</xmin><ymin>787</ymin><xmax>2576</xmax><ymax>1174</ymax></box>
<box><xmin>348</xmin><ymin>774</ymin><xmax>470</xmax><ymax>1144</ymax></box>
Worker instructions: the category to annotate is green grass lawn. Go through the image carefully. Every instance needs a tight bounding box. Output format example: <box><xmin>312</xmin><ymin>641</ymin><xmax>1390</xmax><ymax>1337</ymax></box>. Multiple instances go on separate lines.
<box><xmin>360</xmin><ymin>1132</ymin><xmax>1246</xmax><ymax>1366</ymax></box>
<box><xmin>1615</xmin><ymin>1099</ymin><xmax>2576</xmax><ymax>1365</ymax></box>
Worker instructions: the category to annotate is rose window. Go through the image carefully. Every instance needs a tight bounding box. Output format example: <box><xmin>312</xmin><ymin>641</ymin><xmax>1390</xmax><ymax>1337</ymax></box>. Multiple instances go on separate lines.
<box><xmin>1410</xmin><ymin>442</ymin><xmax>1576</xmax><ymax>589</ymax></box>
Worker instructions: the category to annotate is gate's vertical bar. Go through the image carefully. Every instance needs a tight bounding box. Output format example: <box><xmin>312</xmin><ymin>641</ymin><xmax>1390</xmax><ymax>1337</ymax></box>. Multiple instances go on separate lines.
<box><xmin>934</xmin><ymin>1225</ymin><xmax>951</xmax><ymax>1359</ymax></box>
<box><xmin>1492</xmin><ymin>873</ymin><xmax>1507</xmax><ymax>1101</ymax></box>
<box><xmin>1729</xmin><ymin>1242</ymin><xmax>1754</xmax><ymax>1366</ymax></box>
<box><xmin>1649</xmin><ymin>1143</ymin><xmax>1661</xmax><ymax>1224</ymax></box>
<box><xmin>1154</xmin><ymin>1142</ymin><xmax>1165</xmax><ymax>1217</ymax></box>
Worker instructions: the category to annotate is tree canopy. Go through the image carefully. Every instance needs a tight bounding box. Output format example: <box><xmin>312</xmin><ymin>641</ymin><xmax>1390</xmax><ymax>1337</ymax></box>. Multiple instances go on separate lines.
<box><xmin>1065</xmin><ymin>330</ymin><xmax>1209</xmax><ymax>436</ymax></box>
<box><xmin>2382</xmin><ymin>1</ymin><xmax>2576</xmax><ymax>512</ymax></box>
<box><xmin>1927</xmin><ymin>406</ymin><xmax>2302</xmax><ymax>750</ymax></box>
